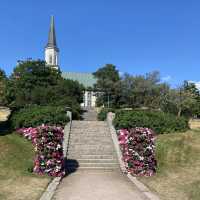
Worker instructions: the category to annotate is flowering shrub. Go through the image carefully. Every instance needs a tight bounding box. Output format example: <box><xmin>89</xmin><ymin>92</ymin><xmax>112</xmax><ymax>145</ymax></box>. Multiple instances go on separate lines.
<box><xmin>17</xmin><ymin>126</ymin><xmax>65</xmax><ymax>177</ymax></box>
<box><xmin>118</xmin><ymin>128</ymin><xmax>157</xmax><ymax>176</ymax></box>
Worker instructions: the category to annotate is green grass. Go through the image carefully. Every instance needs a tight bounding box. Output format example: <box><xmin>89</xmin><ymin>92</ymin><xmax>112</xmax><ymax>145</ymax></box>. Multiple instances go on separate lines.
<box><xmin>0</xmin><ymin>133</ymin><xmax>34</xmax><ymax>176</ymax></box>
<box><xmin>0</xmin><ymin>133</ymin><xmax>50</xmax><ymax>200</ymax></box>
<box><xmin>139</xmin><ymin>129</ymin><xmax>200</xmax><ymax>200</ymax></box>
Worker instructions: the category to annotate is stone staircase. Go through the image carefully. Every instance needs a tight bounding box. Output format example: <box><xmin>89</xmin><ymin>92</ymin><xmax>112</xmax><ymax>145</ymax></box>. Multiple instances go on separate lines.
<box><xmin>82</xmin><ymin>108</ymin><xmax>97</xmax><ymax>121</ymax></box>
<box><xmin>66</xmin><ymin>118</ymin><xmax>119</xmax><ymax>170</ymax></box>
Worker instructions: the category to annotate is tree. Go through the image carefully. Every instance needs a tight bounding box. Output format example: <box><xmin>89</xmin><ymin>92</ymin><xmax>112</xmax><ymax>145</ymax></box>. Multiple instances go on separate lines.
<box><xmin>6</xmin><ymin>60</ymin><xmax>84</xmax><ymax>113</ymax></box>
<box><xmin>93</xmin><ymin>64</ymin><xmax>121</xmax><ymax>108</ymax></box>
<box><xmin>162</xmin><ymin>84</ymin><xmax>197</xmax><ymax>117</ymax></box>
<box><xmin>0</xmin><ymin>68</ymin><xmax>7</xmax><ymax>106</ymax></box>
<box><xmin>120</xmin><ymin>71</ymin><xmax>170</xmax><ymax>109</ymax></box>
<box><xmin>183</xmin><ymin>81</ymin><xmax>200</xmax><ymax>117</ymax></box>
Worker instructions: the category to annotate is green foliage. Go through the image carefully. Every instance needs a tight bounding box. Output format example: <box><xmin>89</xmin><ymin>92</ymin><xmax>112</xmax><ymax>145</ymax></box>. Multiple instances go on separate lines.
<box><xmin>93</xmin><ymin>64</ymin><xmax>121</xmax><ymax>108</ymax></box>
<box><xmin>0</xmin><ymin>68</ymin><xmax>7</xmax><ymax>106</ymax></box>
<box><xmin>10</xmin><ymin>106</ymin><xmax>69</xmax><ymax>129</ymax></box>
<box><xmin>0</xmin><ymin>133</ymin><xmax>35</xmax><ymax>177</ymax></box>
<box><xmin>6</xmin><ymin>60</ymin><xmax>84</xmax><ymax>116</ymax></box>
<box><xmin>93</xmin><ymin>67</ymin><xmax>200</xmax><ymax>118</ymax></box>
<box><xmin>120</xmin><ymin>71</ymin><xmax>170</xmax><ymax>109</ymax></box>
<box><xmin>161</xmin><ymin>84</ymin><xmax>197</xmax><ymax>117</ymax></box>
<box><xmin>114</xmin><ymin>110</ymin><xmax>189</xmax><ymax>134</ymax></box>
<box><xmin>183</xmin><ymin>81</ymin><xmax>200</xmax><ymax>117</ymax></box>
<box><xmin>97</xmin><ymin>108</ymin><xmax>115</xmax><ymax>121</ymax></box>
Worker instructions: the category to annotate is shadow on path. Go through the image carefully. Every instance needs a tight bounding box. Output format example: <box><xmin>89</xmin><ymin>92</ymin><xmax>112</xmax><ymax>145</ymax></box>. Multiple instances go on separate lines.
<box><xmin>64</xmin><ymin>158</ymin><xmax>79</xmax><ymax>176</ymax></box>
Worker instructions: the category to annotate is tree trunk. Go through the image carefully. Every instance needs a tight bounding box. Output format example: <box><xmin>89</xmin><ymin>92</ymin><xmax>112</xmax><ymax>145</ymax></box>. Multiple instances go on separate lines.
<box><xmin>178</xmin><ymin>107</ymin><xmax>182</xmax><ymax>117</ymax></box>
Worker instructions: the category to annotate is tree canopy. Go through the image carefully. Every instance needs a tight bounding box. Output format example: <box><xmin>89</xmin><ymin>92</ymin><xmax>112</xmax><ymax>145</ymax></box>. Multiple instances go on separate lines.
<box><xmin>93</xmin><ymin>64</ymin><xmax>121</xmax><ymax>107</ymax></box>
<box><xmin>93</xmin><ymin>65</ymin><xmax>200</xmax><ymax>117</ymax></box>
<box><xmin>0</xmin><ymin>68</ymin><xmax>7</xmax><ymax>106</ymax></box>
<box><xmin>6</xmin><ymin>60</ymin><xmax>84</xmax><ymax>114</ymax></box>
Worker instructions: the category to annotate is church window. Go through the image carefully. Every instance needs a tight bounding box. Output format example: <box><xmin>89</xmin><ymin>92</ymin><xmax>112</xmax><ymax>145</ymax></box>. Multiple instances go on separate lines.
<box><xmin>49</xmin><ymin>55</ymin><xmax>52</xmax><ymax>64</ymax></box>
<box><xmin>55</xmin><ymin>55</ymin><xmax>57</xmax><ymax>65</ymax></box>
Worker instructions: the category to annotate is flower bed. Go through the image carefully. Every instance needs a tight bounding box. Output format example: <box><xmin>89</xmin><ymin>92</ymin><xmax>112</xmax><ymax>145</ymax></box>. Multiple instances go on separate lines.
<box><xmin>118</xmin><ymin>128</ymin><xmax>157</xmax><ymax>176</ymax></box>
<box><xmin>17</xmin><ymin>126</ymin><xmax>65</xmax><ymax>177</ymax></box>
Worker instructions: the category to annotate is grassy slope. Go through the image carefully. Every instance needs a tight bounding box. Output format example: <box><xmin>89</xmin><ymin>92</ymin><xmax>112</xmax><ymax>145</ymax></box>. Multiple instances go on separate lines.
<box><xmin>139</xmin><ymin>129</ymin><xmax>200</xmax><ymax>200</ymax></box>
<box><xmin>0</xmin><ymin>133</ymin><xmax>50</xmax><ymax>200</ymax></box>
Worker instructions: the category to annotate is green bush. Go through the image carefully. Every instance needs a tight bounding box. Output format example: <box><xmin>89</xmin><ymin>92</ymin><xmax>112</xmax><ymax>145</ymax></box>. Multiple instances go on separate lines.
<box><xmin>10</xmin><ymin>106</ymin><xmax>69</xmax><ymax>129</ymax></box>
<box><xmin>97</xmin><ymin>108</ymin><xmax>115</xmax><ymax>121</ymax></box>
<box><xmin>113</xmin><ymin>110</ymin><xmax>189</xmax><ymax>134</ymax></box>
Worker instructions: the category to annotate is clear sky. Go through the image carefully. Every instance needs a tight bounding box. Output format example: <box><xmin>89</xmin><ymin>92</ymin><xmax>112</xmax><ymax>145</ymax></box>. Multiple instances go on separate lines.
<box><xmin>1</xmin><ymin>0</ymin><xmax>200</xmax><ymax>87</ymax></box>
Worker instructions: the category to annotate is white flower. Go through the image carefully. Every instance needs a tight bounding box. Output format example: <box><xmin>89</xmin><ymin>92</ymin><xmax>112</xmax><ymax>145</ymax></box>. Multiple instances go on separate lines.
<box><xmin>139</xmin><ymin>156</ymin><xmax>144</xmax><ymax>161</ymax></box>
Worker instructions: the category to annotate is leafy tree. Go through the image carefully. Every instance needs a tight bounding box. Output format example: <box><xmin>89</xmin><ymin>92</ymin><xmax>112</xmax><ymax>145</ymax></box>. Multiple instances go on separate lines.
<box><xmin>6</xmin><ymin>60</ymin><xmax>84</xmax><ymax>116</ymax></box>
<box><xmin>0</xmin><ymin>68</ymin><xmax>7</xmax><ymax>106</ymax></box>
<box><xmin>93</xmin><ymin>64</ymin><xmax>121</xmax><ymax>108</ymax></box>
<box><xmin>162</xmin><ymin>84</ymin><xmax>197</xmax><ymax>117</ymax></box>
<box><xmin>120</xmin><ymin>71</ymin><xmax>170</xmax><ymax>109</ymax></box>
<box><xmin>183</xmin><ymin>81</ymin><xmax>200</xmax><ymax>117</ymax></box>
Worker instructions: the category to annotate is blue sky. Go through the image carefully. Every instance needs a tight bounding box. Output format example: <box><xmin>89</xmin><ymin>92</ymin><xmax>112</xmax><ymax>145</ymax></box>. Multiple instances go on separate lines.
<box><xmin>1</xmin><ymin>0</ymin><xmax>200</xmax><ymax>87</ymax></box>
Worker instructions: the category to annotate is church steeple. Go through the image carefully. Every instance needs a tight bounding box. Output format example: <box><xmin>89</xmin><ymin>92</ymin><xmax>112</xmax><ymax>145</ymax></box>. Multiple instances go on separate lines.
<box><xmin>46</xmin><ymin>16</ymin><xmax>58</xmax><ymax>49</ymax></box>
<box><xmin>45</xmin><ymin>16</ymin><xmax>59</xmax><ymax>69</ymax></box>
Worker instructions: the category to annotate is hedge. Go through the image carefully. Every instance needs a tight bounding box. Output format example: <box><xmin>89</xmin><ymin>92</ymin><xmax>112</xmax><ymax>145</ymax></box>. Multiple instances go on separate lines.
<box><xmin>114</xmin><ymin>110</ymin><xmax>189</xmax><ymax>134</ymax></box>
<box><xmin>10</xmin><ymin>106</ymin><xmax>69</xmax><ymax>129</ymax></box>
<box><xmin>97</xmin><ymin>108</ymin><xmax>115</xmax><ymax>121</ymax></box>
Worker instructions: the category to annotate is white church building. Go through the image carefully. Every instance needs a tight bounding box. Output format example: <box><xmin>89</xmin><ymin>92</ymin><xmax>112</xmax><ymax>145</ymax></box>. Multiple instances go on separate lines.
<box><xmin>45</xmin><ymin>16</ymin><xmax>97</xmax><ymax>108</ymax></box>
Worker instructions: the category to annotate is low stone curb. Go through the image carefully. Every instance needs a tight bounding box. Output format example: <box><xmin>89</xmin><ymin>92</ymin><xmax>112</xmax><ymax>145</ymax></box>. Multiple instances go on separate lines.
<box><xmin>39</xmin><ymin>177</ymin><xmax>61</xmax><ymax>200</ymax></box>
<box><xmin>63</xmin><ymin>111</ymin><xmax>72</xmax><ymax>158</ymax></box>
<box><xmin>40</xmin><ymin>111</ymin><xmax>72</xmax><ymax>200</ymax></box>
<box><xmin>107</xmin><ymin>112</ymin><xmax>160</xmax><ymax>200</ymax></box>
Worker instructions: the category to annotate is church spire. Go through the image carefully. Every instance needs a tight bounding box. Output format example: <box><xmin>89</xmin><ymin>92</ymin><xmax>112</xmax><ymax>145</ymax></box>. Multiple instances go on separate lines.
<box><xmin>46</xmin><ymin>16</ymin><xmax>58</xmax><ymax>50</ymax></box>
<box><xmin>45</xmin><ymin>16</ymin><xmax>59</xmax><ymax>69</ymax></box>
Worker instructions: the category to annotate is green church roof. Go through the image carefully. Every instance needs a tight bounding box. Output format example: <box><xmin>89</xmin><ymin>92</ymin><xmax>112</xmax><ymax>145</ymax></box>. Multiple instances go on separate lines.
<box><xmin>62</xmin><ymin>72</ymin><xmax>97</xmax><ymax>88</ymax></box>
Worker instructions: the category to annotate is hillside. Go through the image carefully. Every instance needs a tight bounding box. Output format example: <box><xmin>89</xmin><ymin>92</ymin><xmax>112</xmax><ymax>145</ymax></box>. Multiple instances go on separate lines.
<box><xmin>0</xmin><ymin>133</ymin><xmax>50</xmax><ymax>200</ymax></box>
<box><xmin>139</xmin><ymin>128</ymin><xmax>200</xmax><ymax>200</ymax></box>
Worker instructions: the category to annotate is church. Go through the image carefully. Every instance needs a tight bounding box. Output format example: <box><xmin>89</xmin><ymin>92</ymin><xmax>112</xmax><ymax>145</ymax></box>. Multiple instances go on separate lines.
<box><xmin>44</xmin><ymin>16</ymin><xmax>97</xmax><ymax>108</ymax></box>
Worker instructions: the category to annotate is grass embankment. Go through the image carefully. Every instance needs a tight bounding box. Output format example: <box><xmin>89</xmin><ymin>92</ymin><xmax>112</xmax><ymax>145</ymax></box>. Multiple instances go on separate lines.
<box><xmin>139</xmin><ymin>128</ymin><xmax>200</xmax><ymax>200</ymax></box>
<box><xmin>0</xmin><ymin>133</ymin><xmax>51</xmax><ymax>200</ymax></box>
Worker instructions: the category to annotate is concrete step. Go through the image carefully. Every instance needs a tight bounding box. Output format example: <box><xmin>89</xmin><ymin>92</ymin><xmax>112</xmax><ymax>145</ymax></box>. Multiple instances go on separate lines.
<box><xmin>70</xmin><ymin>132</ymin><xmax>109</xmax><ymax>136</ymax></box>
<box><xmin>69</xmin><ymin>139</ymin><xmax>113</xmax><ymax>144</ymax></box>
<box><xmin>71</xmin><ymin>126</ymin><xmax>108</xmax><ymax>130</ymax></box>
<box><xmin>68</xmin><ymin>144</ymin><xmax>114</xmax><ymax>148</ymax></box>
<box><xmin>72</xmin><ymin>123</ymin><xmax>107</xmax><ymax>127</ymax></box>
<box><xmin>67</xmin><ymin>162</ymin><xmax>119</xmax><ymax>168</ymax></box>
<box><xmin>68</xmin><ymin>166</ymin><xmax>118</xmax><ymax>170</ymax></box>
<box><xmin>72</xmin><ymin>120</ymin><xmax>105</xmax><ymax>124</ymax></box>
<box><xmin>69</xmin><ymin>136</ymin><xmax>113</xmax><ymax>141</ymax></box>
<box><xmin>68</xmin><ymin>149</ymin><xmax>116</xmax><ymax>155</ymax></box>
<box><xmin>69</xmin><ymin>141</ymin><xmax>113</xmax><ymax>146</ymax></box>
<box><xmin>67</xmin><ymin>154</ymin><xmax>117</xmax><ymax>160</ymax></box>
<box><xmin>71</xmin><ymin>129</ymin><xmax>109</xmax><ymax>132</ymax></box>
<box><xmin>70</xmin><ymin>158</ymin><xmax>118</xmax><ymax>164</ymax></box>
<box><xmin>72</xmin><ymin>123</ymin><xmax>108</xmax><ymax>126</ymax></box>
<box><xmin>66</xmin><ymin>118</ymin><xmax>119</xmax><ymax>171</ymax></box>
<box><xmin>70</xmin><ymin>138</ymin><xmax>110</xmax><ymax>142</ymax></box>
<box><xmin>68</xmin><ymin>148</ymin><xmax>115</xmax><ymax>154</ymax></box>
<box><xmin>71</xmin><ymin>127</ymin><xmax>109</xmax><ymax>130</ymax></box>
